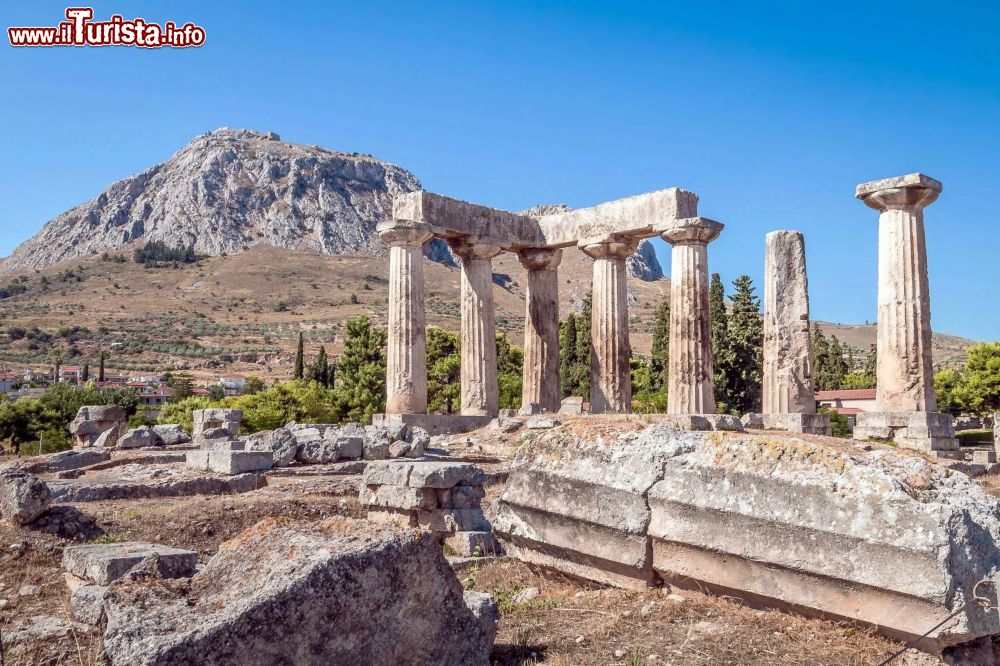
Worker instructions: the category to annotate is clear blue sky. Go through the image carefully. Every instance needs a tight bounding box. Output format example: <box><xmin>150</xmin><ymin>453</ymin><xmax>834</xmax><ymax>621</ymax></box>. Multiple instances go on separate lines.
<box><xmin>2</xmin><ymin>1</ymin><xmax>998</xmax><ymax>340</ymax></box>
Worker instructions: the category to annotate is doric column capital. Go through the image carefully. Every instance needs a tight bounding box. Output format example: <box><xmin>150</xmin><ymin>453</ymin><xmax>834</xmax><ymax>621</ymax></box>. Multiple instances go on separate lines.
<box><xmin>856</xmin><ymin>173</ymin><xmax>942</xmax><ymax>213</ymax></box>
<box><xmin>517</xmin><ymin>247</ymin><xmax>562</xmax><ymax>272</ymax></box>
<box><xmin>377</xmin><ymin>220</ymin><xmax>434</xmax><ymax>247</ymax></box>
<box><xmin>658</xmin><ymin>217</ymin><xmax>724</xmax><ymax>246</ymax></box>
<box><xmin>448</xmin><ymin>237</ymin><xmax>503</xmax><ymax>261</ymax></box>
<box><xmin>578</xmin><ymin>235</ymin><xmax>641</xmax><ymax>260</ymax></box>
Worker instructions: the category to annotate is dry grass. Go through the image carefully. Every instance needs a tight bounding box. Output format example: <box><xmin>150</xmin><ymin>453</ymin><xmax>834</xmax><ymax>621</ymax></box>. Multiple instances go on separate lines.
<box><xmin>469</xmin><ymin>559</ymin><xmax>911</xmax><ymax>666</ymax></box>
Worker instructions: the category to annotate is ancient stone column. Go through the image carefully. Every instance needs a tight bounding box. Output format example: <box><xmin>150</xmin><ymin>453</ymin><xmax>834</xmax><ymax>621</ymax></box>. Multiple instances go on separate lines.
<box><xmin>763</xmin><ymin>231</ymin><xmax>815</xmax><ymax>414</ymax></box>
<box><xmin>517</xmin><ymin>248</ymin><xmax>563</xmax><ymax>414</ymax></box>
<box><xmin>378</xmin><ymin>221</ymin><xmax>433</xmax><ymax>414</ymax></box>
<box><xmin>450</xmin><ymin>239</ymin><xmax>503</xmax><ymax>418</ymax></box>
<box><xmin>856</xmin><ymin>173</ymin><xmax>941</xmax><ymax>412</ymax></box>
<box><xmin>580</xmin><ymin>236</ymin><xmax>640</xmax><ymax>414</ymax></box>
<box><xmin>660</xmin><ymin>218</ymin><xmax>723</xmax><ymax>415</ymax></box>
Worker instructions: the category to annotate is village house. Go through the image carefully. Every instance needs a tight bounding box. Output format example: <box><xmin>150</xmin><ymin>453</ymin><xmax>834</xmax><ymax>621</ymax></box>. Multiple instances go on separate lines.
<box><xmin>0</xmin><ymin>371</ymin><xmax>20</xmax><ymax>393</ymax></box>
<box><xmin>218</xmin><ymin>375</ymin><xmax>247</xmax><ymax>397</ymax></box>
<box><xmin>815</xmin><ymin>388</ymin><xmax>878</xmax><ymax>425</ymax></box>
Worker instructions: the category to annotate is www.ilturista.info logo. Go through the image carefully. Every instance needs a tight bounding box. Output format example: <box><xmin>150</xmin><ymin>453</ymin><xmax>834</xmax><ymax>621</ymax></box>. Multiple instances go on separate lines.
<box><xmin>8</xmin><ymin>7</ymin><xmax>205</xmax><ymax>48</ymax></box>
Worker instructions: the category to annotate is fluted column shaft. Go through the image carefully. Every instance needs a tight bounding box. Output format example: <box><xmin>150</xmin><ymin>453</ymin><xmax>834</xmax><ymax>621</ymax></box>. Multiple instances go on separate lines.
<box><xmin>451</xmin><ymin>240</ymin><xmax>502</xmax><ymax>417</ymax></box>
<box><xmin>660</xmin><ymin>217</ymin><xmax>724</xmax><ymax>415</ymax></box>
<box><xmin>857</xmin><ymin>174</ymin><xmax>942</xmax><ymax>412</ymax></box>
<box><xmin>763</xmin><ymin>230</ymin><xmax>815</xmax><ymax>414</ymax></box>
<box><xmin>581</xmin><ymin>237</ymin><xmax>639</xmax><ymax>414</ymax></box>
<box><xmin>379</xmin><ymin>222</ymin><xmax>433</xmax><ymax>414</ymax></box>
<box><xmin>518</xmin><ymin>249</ymin><xmax>563</xmax><ymax>414</ymax></box>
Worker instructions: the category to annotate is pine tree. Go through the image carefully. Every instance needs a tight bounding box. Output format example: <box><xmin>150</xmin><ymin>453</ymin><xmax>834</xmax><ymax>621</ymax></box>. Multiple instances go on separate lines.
<box><xmin>293</xmin><ymin>332</ymin><xmax>304</xmax><ymax>380</ymax></box>
<box><xmin>496</xmin><ymin>332</ymin><xmax>524</xmax><ymax>411</ymax></box>
<box><xmin>427</xmin><ymin>328</ymin><xmax>461</xmax><ymax>414</ymax></box>
<box><xmin>170</xmin><ymin>372</ymin><xmax>195</xmax><ymax>400</ymax></box>
<box><xmin>649</xmin><ymin>300</ymin><xmax>670</xmax><ymax>391</ymax></box>
<box><xmin>720</xmin><ymin>275</ymin><xmax>763</xmax><ymax>414</ymax></box>
<box><xmin>334</xmin><ymin>317</ymin><xmax>387</xmax><ymax>423</ymax></box>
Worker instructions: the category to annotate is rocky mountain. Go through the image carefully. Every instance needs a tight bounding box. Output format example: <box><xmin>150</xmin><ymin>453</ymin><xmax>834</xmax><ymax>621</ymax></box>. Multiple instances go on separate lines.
<box><xmin>0</xmin><ymin>129</ymin><xmax>421</xmax><ymax>272</ymax></box>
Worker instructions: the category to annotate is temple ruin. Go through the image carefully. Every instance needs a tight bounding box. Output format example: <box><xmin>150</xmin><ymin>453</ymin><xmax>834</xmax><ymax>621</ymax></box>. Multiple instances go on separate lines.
<box><xmin>375</xmin><ymin>173</ymin><xmax>956</xmax><ymax>448</ymax></box>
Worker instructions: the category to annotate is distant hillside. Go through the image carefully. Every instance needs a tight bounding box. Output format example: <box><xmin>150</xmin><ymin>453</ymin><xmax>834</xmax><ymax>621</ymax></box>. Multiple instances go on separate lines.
<box><xmin>0</xmin><ymin>128</ymin><xmax>421</xmax><ymax>272</ymax></box>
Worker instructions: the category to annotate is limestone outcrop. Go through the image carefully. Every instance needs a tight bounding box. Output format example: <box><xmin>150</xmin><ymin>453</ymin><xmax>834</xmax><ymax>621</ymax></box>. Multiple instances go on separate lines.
<box><xmin>493</xmin><ymin>420</ymin><xmax>1000</xmax><ymax>653</ymax></box>
<box><xmin>0</xmin><ymin>128</ymin><xmax>421</xmax><ymax>272</ymax></box>
<box><xmin>101</xmin><ymin>518</ymin><xmax>496</xmax><ymax>666</ymax></box>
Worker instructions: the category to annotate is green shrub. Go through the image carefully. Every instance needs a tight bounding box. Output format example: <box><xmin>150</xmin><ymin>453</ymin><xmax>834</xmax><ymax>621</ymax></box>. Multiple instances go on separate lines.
<box><xmin>957</xmin><ymin>429</ymin><xmax>994</xmax><ymax>446</ymax></box>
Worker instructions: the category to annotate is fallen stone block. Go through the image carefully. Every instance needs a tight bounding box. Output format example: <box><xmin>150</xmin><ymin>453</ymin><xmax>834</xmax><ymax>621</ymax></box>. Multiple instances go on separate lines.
<box><xmin>741</xmin><ymin>412</ymin><xmax>831</xmax><ymax>436</ymax></box>
<box><xmin>464</xmin><ymin>591</ymin><xmax>500</xmax><ymax>647</ymax></box>
<box><xmin>70</xmin><ymin>405</ymin><xmax>126</xmax><ymax>448</ymax></box>
<box><xmin>187</xmin><ymin>450</ymin><xmax>272</xmax><ymax>474</ymax></box>
<box><xmin>63</xmin><ymin>542</ymin><xmax>198</xmax><ymax>586</ymax></box>
<box><xmin>244</xmin><ymin>427</ymin><xmax>297</xmax><ymax>467</ymax></box>
<box><xmin>71</xmin><ymin>584</ymin><xmax>109</xmax><ymax>625</ymax></box>
<box><xmin>49</xmin><ymin>472</ymin><xmax>265</xmax><ymax>502</ymax></box>
<box><xmin>658</xmin><ymin>414</ymin><xmax>744</xmax><ymax>432</ymax></box>
<box><xmin>101</xmin><ymin>518</ymin><xmax>496</xmax><ymax>666</ymax></box>
<box><xmin>0</xmin><ymin>467</ymin><xmax>51</xmax><ymax>525</ymax></box>
<box><xmin>497</xmin><ymin>421</ymin><xmax>1000</xmax><ymax>655</ymax></box>
<box><xmin>25</xmin><ymin>448</ymin><xmax>111</xmax><ymax>474</ymax></box>
<box><xmin>494</xmin><ymin>423</ymin><xmax>693</xmax><ymax>589</ymax></box>
<box><xmin>363</xmin><ymin>460</ymin><xmax>415</xmax><ymax>487</ymax></box>
<box><xmin>118</xmin><ymin>426</ymin><xmax>165</xmax><ymax>449</ymax></box>
<box><xmin>152</xmin><ymin>424</ymin><xmax>191</xmax><ymax>446</ymax></box>
<box><xmin>526</xmin><ymin>416</ymin><xmax>560</xmax><ymax>429</ymax></box>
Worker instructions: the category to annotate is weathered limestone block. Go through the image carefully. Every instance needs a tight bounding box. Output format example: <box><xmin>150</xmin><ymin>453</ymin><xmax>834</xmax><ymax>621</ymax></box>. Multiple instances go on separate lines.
<box><xmin>659</xmin><ymin>414</ymin><xmax>744</xmax><ymax>432</ymax></box>
<box><xmin>646</xmin><ymin>431</ymin><xmax>1000</xmax><ymax>653</ymax></box>
<box><xmin>856</xmin><ymin>173</ymin><xmax>941</xmax><ymax>412</ymax></box>
<box><xmin>0</xmin><ymin>467</ymin><xmax>51</xmax><ymax>525</ymax></box>
<box><xmin>24</xmin><ymin>448</ymin><xmax>111</xmax><ymax>474</ymax></box>
<box><xmin>192</xmin><ymin>408</ymin><xmax>242</xmax><ymax>447</ymax></box>
<box><xmin>152</xmin><ymin>424</ymin><xmax>191</xmax><ymax>446</ymax></box>
<box><xmin>496</xmin><ymin>421</ymin><xmax>1000</xmax><ymax>654</ymax></box>
<box><xmin>379</xmin><ymin>220</ymin><xmax>434</xmax><ymax>415</ymax></box>
<box><xmin>63</xmin><ymin>542</ymin><xmax>197</xmax><ymax>586</ymax></box>
<box><xmin>71</xmin><ymin>584</ymin><xmax>109</xmax><ymax>625</ymax></box>
<box><xmin>741</xmin><ymin>412</ymin><xmax>830</xmax><ymax>436</ymax></box>
<box><xmin>659</xmin><ymin>217</ymin><xmax>723</xmax><ymax>415</ymax></box>
<box><xmin>854</xmin><ymin>411</ymin><xmax>958</xmax><ymax>451</ymax></box>
<box><xmin>118</xmin><ymin>426</ymin><xmax>165</xmax><ymax>449</ymax></box>
<box><xmin>580</xmin><ymin>236</ymin><xmax>640</xmax><ymax>414</ymax></box>
<box><xmin>70</xmin><ymin>405</ymin><xmax>126</xmax><ymax>448</ymax></box>
<box><xmin>186</xmin><ymin>450</ymin><xmax>272</xmax><ymax>475</ymax></box>
<box><xmin>762</xmin><ymin>230</ymin><xmax>816</xmax><ymax>414</ymax></box>
<box><xmin>493</xmin><ymin>423</ymin><xmax>698</xmax><ymax>589</ymax></box>
<box><xmin>102</xmin><ymin>518</ymin><xmax>496</xmax><ymax>666</ymax></box>
<box><xmin>361</xmin><ymin>485</ymin><xmax>439</xmax><ymax>511</ymax></box>
<box><xmin>244</xmin><ymin>427</ymin><xmax>297</xmax><ymax>466</ymax></box>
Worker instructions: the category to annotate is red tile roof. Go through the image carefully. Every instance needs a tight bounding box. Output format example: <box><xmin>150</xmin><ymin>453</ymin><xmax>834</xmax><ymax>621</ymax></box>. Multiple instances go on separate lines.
<box><xmin>815</xmin><ymin>389</ymin><xmax>876</xmax><ymax>400</ymax></box>
<box><xmin>831</xmin><ymin>407</ymin><xmax>863</xmax><ymax>415</ymax></box>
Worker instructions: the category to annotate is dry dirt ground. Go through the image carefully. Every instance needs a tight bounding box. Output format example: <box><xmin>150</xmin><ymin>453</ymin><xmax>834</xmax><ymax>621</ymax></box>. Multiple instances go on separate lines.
<box><xmin>0</xmin><ymin>456</ymin><xmax>959</xmax><ymax>666</ymax></box>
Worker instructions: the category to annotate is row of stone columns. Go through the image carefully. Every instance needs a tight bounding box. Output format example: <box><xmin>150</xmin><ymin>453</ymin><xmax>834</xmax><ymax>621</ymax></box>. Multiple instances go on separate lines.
<box><xmin>381</xmin><ymin>217</ymin><xmax>726</xmax><ymax>419</ymax></box>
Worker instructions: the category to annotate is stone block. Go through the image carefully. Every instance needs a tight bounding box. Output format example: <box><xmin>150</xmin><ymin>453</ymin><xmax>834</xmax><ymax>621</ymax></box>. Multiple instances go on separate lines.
<box><xmin>416</xmin><ymin>509</ymin><xmax>491</xmax><ymax>533</ymax></box>
<box><xmin>118</xmin><ymin>426</ymin><xmax>164</xmax><ymax>449</ymax></box>
<box><xmin>152</xmin><ymin>424</ymin><xmax>191</xmax><ymax>446</ymax></box>
<box><xmin>407</xmin><ymin>462</ymin><xmax>484</xmax><ymax>489</ymax></box>
<box><xmin>208</xmin><ymin>451</ymin><xmax>272</xmax><ymax>475</ymax></box>
<box><xmin>366</xmin><ymin>507</ymin><xmax>418</xmax><ymax>528</ymax></box>
<box><xmin>742</xmin><ymin>413</ymin><xmax>831</xmax><ymax>436</ymax></box>
<box><xmin>452</xmin><ymin>484</ymin><xmax>486</xmax><ymax>509</ymax></box>
<box><xmin>659</xmin><ymin>414</ymin><xmax>744</xmax><ymax>432</ymax></box>
<box><xmin>854</xmin><ymin>411</ymin><xmax>958</xmax><ymax>451</ymax></box>
<box><xmin>0</xmin><ymin>467</ymin><xmax>51</xmax><ymax>525</ymax></box>
<box><xmin>101</xmin><ymin>519</ymin><xmax>495</xmax><ymax>666</ymax></box>
<box><xmin>559</xmin><ymin>396</ymin><xmax>584</xmax><ymax>415</ymax></box>
<box><xmin>362</xmin><ymin>485</ymin><xmax>438</xmax><ymax>511</ymax></box>
<box><xmin>63</xmin><ymin>542</ymin><xmax>197</xmax><ymax>586</ymax></box>
<box><xmin>363</xmin><ymin>460</ymin><xmax>415</xmax><ymax>487</ymax></box>
<box><xmin>71</xmin><ymin>584</ymin><xmax>109</xmax><ymax>625</ymax></box>
<box><xmin>973</xmin><ymin>450</ymin><xmax>997</xmax><ymax>465</ymax></box>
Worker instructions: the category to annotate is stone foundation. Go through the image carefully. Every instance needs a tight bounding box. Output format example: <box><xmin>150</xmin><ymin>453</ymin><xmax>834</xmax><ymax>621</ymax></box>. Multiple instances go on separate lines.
<box><xmin>742</xmin><ymin>412</ymin><xmax>831</xmax><ymax>435</ymax></box>
<box><xmin>361</xmin><ymin>460</ymin><xmax>497</xmax><ymax>557</ymax></box>
<box><xmin>372</xmin><ymin>413</ymin><xmax>492</xmax><ymax>436</ymax></box>
<box><xmin>853</xmin><ymin>411</ymin><xmax>958</xmax><ymax>452</ymax></box>
<box><xmin>494</xmin><ymin>420</ymin><xmax>1000</xmax><ymax>654</ymax></box>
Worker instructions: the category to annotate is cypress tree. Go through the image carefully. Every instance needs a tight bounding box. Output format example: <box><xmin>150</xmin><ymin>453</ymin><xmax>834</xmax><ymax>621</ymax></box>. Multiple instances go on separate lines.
<box><xmin>709</xmin><ymin>273</ymin><xmax>733</xmax><ymax>409</ymax></box>
<box><xmin>98</xmin><ymin>351</ymin><xmax>106</xmax><ymax>382</ymax></box>
<box><xmin>293</xmin><ymin>332</ymin><xmax>305</xmax><ymax>380</ymax></box>
<box><xmin>310</xmin><ymin>345</ymin><xmax>330</xmax><ymax>386</ymax></box>
<box><xmin>722</xmin><ymin>275</ymin><xmax>764</xmax><ymax>414</ymax></box>
<box><xmin>559</xmin><ymin>313</ymin><xmax>578</xmax><ymax>397</ymax></box>
<box><xmin>81</xmin><ymin>363</ymin><xmax>90</xmax><ymax>382</ymax></box>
